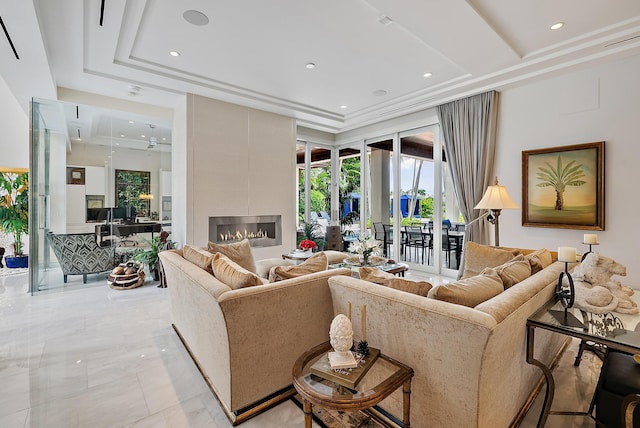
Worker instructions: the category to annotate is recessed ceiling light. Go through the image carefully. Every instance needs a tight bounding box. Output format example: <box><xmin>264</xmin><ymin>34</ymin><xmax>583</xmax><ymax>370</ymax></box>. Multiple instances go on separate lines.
<box><xmin>183</xmin><ymin>10</ymin><xmax>209</xmax><ymax>26</ymax></box>
<box><xmin>378</xmin><ymin>15</ymin><xmax>392</xmax><ymax>25</ymax></box>
<box><xmin>423</xmin><ymin>72</ymin><xmax>432</xmax><ymax>78</ymax></box>
<box><xmin>170</xmin><ymin>51</ymin><xmax>180</xmax><ymax>57</ymax></box>
<box><xmin>162</xmin><ymin>137</ymin><xmax>166</xmax><ymax>141</ymax></box>
<box><xmin>141</xmin><ymin>134</ymin><xmax>146</xmax><ymax>138</ymax></box>
<box><xmin>550</xmin><ymin>22</ymin><xmax>564</xmax><ymax>30</ymax></box>
<box><xmin>340</xmin><ymin>105</ymin><xmax>348</xmax><ymax>109</ymax></box>
<box><xmin>119</xmin><ymin>133</ymin><xmax>125</xmax><ymax>137</ymax></box>
<box><xmin>373</xmin><ymin>89</ymin><xmax>387</xmax><ymax>97</ymax></box>
<box><xmin>306</xmin><ymin>63</ymin><xmax>316</xmax><ymax>69</ymax></box>
<box><xmin>129</xmin><ymin>120</ymin><xmax>134</xmax><ymax>124</ymax></box>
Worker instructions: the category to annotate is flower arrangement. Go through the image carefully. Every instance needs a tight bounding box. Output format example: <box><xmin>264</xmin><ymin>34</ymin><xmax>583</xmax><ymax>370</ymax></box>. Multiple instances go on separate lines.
<box><xmin>348</xmin><ymin>233</ymin><xmax>382</xmax><ymax>265</ymax></box>
<box><xmin>299</xmin><ymin>239</ymin><xmax>317</xmax><ymax>251</ymax></box>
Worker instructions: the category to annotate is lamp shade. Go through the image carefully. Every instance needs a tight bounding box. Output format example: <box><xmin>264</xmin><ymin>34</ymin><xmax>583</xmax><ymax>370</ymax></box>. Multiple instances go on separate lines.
<box><xmin>474</xmin><ymin>178</ymin><xmax>519</xmax><ymax>210</ymax></box>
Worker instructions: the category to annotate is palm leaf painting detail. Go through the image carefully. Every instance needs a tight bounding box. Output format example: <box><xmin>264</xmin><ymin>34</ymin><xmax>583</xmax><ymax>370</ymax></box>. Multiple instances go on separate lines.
<box><xmin>535</xmin><ymin>155</ymin><xmax>586</xmax><ymax>210</ymax></box>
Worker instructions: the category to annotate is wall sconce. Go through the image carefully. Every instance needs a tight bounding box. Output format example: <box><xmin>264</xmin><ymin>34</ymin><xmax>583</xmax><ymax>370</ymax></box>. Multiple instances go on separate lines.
<box><xmin>139</xmin><ymin>193</ymin><xmax>154</xmax><ymax>200</ymax></box>
<box><xmin>473</xmin><ymin>177</ymin><xmax>519</xmax><ymax>246</ymax></box>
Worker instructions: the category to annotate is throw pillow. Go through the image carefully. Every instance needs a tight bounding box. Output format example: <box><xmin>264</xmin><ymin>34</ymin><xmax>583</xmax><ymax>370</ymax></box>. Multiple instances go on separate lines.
<box><xmin>384</xmin><ymin>277</ymin><xmax>433</xmax><ymax>297</ymax></box>
<box><xmin>524</xmin><ymin>248</ymin><xmax>553</xmax><ymax>275</ymax></box>
<box><xmin>483</xmin><ymin>254</ymin><xmax>531</xmax><ymax>289</ymax></box>
<box><xmin>461</xmin><ymin>241</ymin><xmax>520</xmax><ymax>279</ymax></box>
<box><xmin>182</xmin><ymin>245</ymin><xmax>214</xmax><ymax>274</ymax></box>
<box><xmin>428</xmin><ymin>268</ymin><xmax>503</xmax><ymax>307</ymax></box>
<box><xmin>268</xmin><ymin>252</ymin><xmax>328</xmax><ymax>282</ymax></box>
<box><xmin>358</xmin><ymin>267</ymin><xmax>396</xmax><ymax>284</ymax></box>
<box><xmin>207</xmin><ymin>239</ymin><xmax>256</xmax><ymax>274</ymax></box>
<box><xmin>212</xmin><ymin>253</ymin><xmax>263</xmax><ymax>290</ymax></box>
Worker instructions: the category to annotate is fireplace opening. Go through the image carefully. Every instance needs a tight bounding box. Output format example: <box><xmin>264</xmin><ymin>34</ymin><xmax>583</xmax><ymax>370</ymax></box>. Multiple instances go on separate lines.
<box><xmin>209</xmin><ymin>215</ymin><xmax>282</xmax><ymax>248</ymax></box>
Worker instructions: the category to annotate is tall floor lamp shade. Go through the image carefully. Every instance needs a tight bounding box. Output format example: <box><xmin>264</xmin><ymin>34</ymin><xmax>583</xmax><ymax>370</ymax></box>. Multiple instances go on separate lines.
<box><xmin>474</xmin><ymin>177</ymin><xmax>519</xmax><ymax>246</ymax></box>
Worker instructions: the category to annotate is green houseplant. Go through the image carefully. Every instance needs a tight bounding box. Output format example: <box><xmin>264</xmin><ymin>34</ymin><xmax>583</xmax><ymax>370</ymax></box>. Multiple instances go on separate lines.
<box><xmin>132</xmin><ymin>232</ymin><xmax>174</xmax><ymax>281</ymax></box>
<box><xmin>0</xmin><ymin>171</ymin><xmax>29</xmax><ymax>267</ymax></box>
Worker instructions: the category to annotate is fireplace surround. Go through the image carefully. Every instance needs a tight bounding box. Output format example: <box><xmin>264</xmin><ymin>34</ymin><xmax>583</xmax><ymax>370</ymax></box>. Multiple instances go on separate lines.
<box><xmin>209</xmin><ymin>215</ymin><xmax>282</xmax><ymax>247</ymax></box>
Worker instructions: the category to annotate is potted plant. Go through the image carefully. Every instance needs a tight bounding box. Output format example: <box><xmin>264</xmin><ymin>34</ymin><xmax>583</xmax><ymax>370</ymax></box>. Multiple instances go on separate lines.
<box><xmin>132</xmin><ymin>232</ymin><xmax>174</xmax><ymax>281</ymax></box>
<box><xmin>297</xmin><ymin>222</ymin><xmax>325</xmax><ymax>251</ymax></box>
<box><xmin>0</xmin><ymin>171</ymin><xmax>29</xmax><ymax>268</ymax></box>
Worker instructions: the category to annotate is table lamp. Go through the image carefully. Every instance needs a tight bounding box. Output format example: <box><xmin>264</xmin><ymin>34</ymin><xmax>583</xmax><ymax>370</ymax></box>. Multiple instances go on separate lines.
<box><xmin>474</xmin><ymin>177</ymin><xmax>519</xmax><ymax>246</ymax></box>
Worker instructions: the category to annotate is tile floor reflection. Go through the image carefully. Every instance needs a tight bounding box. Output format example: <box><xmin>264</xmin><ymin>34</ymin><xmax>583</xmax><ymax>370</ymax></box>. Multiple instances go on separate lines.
<box><xmin>0</xmin><ymin>270</ymin><xmax>601</xmax><ymax>427</ymax></box>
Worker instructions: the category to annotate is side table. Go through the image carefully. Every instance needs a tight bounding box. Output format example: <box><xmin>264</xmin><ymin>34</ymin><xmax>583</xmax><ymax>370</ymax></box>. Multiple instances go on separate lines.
<box><xmin>292</xmin><ymin>341</ymin><xmax>413</xmax><ymax>428</ymax></box>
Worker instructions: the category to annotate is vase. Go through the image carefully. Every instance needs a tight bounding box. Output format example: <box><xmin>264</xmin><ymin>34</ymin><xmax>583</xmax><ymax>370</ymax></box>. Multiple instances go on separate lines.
<box><xmin>5</xmin><ymin>255</ymin><xmax>28</xmax><ymax>269</ymax></box>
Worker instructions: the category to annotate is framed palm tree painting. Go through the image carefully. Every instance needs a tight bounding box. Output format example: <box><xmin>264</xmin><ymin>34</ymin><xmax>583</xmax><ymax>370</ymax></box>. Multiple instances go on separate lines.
<box><xmin>522</xmin><ymin>142</ymin><xmax>604</xmax><ymax>230</ymax></box>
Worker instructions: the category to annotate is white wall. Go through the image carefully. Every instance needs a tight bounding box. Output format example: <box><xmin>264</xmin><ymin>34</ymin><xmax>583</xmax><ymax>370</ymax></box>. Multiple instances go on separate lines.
<box><xmin>495</xmin><ymin>53</ymin><xmax>640</xmax><ymax>286</ymax></box>
<box><xmin>172</xmin><ymin>97</ymin><xmax>187</xmax><ymax>248</ymax></box>
<box><xmin>0</xmin><ymin>76</ymin><xmax>29</xmax><ymax>168</ymax></box>
<box><xmin>183</xmin><ymin>94</ymin><xmax>296</xmax><ymax>259</ymax></box>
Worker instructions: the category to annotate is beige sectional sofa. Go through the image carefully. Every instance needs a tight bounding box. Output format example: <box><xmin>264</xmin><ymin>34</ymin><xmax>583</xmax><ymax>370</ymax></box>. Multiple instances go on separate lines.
<box><xmin>328</xmin><ymin>247</ymin><xmax>570</xmax><ymax>428</ymax></box>
<box><xmin>159</xmin><ymin>248</ymin><xmax>351</xmax><ymax>425</ymax></box>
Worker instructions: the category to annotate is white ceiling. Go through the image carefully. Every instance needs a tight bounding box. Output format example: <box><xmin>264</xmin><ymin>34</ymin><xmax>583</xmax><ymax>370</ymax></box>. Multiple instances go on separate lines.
<box><xmin>3</xmin><ymin>0</ymin><xmax>640</xmax><ymax>134</ymax></box>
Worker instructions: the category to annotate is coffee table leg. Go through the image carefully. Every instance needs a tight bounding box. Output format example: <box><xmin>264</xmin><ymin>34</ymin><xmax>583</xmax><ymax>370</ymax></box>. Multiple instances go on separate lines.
<box><xmin>403</xmin><ymin>379</ymin><xmax>412</xmax><ymax>427</ymax></box>
<box><xmin>303</xmin><ymin>399</ymin><xmax>313</xmax><ymax>428</ymax></box>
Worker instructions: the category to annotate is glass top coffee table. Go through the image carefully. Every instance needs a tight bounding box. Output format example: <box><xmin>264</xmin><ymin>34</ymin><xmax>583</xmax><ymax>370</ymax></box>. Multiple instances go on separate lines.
<box><xmin>329</xmin><ymin>261</ymin><xmax>409</xmax><ymax>277</ymax></box>
<box><xmin>526</xmin><ymin>298</ymin><xmax>640</xmax><ymax>428</ymax></box>
<box><xmin>292</xmin><ymin>341</ymin><xmax>413</xmax><ymax>428</ymax></box>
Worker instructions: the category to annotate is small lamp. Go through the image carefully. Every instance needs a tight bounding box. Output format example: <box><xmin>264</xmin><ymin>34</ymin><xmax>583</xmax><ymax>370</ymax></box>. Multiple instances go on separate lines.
<box><xmin>473</xmin><ymin>177</ymin><xmax>519</xmax><ymax>246</ymax></box>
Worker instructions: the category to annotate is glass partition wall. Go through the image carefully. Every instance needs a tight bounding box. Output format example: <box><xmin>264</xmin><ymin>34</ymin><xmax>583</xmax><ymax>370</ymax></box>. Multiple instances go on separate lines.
<box><xmin>29</xmin><ymin>98</ymin><xmax>172</xmax><ymax>294</ymax></box>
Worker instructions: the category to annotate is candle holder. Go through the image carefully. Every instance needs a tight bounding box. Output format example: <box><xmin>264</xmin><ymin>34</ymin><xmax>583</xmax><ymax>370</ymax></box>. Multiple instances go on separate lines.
<box><xmin>580</xmin><ymin>242</ymin><xmax>599</xmax><ymax>262</ymax></box>
<box><xmin>549</xmin><ymin>261</ymin><xmax>584</xmax><ymax>328</ymax></box>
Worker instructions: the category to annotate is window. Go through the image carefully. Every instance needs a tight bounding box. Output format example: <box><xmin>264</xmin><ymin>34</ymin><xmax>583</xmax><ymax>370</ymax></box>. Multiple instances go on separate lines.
<box><xmin>115</xmin><ymin>169</ymin><xmax>150</xmax><ymax>216</ymax></box>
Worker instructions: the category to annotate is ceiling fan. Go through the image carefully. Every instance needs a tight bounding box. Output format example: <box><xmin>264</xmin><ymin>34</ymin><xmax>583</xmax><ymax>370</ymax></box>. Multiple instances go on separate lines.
<box><xmin>146</xmin><ymin>124</ymin><xmax>171</xmax><ymax>149</ymax></box>
<box><xmin>147</xmin><ymin>124</ymin><xmax>158</xmax><ymax>149</ymax></box>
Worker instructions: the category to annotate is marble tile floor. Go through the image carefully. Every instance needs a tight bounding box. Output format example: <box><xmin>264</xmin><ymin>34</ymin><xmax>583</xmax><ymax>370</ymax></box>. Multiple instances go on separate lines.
<box><xmin>0</xmin><ymin>269</ymin><xmax>601</xmax><ymax>427</ymax></box>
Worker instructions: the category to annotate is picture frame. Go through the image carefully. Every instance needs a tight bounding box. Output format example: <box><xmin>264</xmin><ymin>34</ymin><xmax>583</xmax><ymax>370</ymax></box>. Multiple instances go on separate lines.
<box><xmin>522</xmin><ymin>141</ymin><xmax>604</xmax><ymax>230</ymax></box>
<box><xmin>66</xmin><ymin>167</ymin><xmax>85</xmax><ymax>185</ymax></box>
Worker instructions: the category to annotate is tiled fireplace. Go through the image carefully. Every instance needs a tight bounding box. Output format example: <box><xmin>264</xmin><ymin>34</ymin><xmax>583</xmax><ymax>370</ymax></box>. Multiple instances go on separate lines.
<box><xmin>209</xmin><ymin>215</ymin><xmax>282</xmax><ymax>247</ymax></box>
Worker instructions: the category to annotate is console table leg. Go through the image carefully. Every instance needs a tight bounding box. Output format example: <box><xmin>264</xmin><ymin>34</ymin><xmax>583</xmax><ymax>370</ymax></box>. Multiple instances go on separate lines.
<box><xmin>403</xmin><ymin>379</ymin><xmax>412</xmax><ymax>428</ymax></box>
<box><xmin>302</xmin><ymin>399</ymin><xmax>312</xmax><ymax>428</ymax></box>
<box><xmin>527</xmin><ymin>325</ymin><xmax>555</xmax><ymax>428</ymax></box>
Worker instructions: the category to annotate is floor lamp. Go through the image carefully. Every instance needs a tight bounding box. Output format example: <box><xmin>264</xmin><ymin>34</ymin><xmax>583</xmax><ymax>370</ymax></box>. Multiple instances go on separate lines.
<box><xmin>473</xmin><ymin>177</ymin><xmax>519</xmax><ymax>246</ymax></box>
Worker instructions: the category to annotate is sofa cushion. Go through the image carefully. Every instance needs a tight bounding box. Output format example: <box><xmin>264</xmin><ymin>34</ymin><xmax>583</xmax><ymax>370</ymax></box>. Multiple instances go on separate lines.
<box><xmin>461</xmin><ymin>242</ymin><xmax>520</xmax><ymax>279</ymax></box>
<box><xmin>268</xmin><ymin>252</ymin><xmax>328</xmax><ymax>282</ymax></box>
<box><xmin>207</xmin><ymin>239</ymin><xmax>256</xmax><ymax>274</ymax></box>
<box><xmin>358</xmin><ymin>267</ymin><xmax>396</xmax><ymax>284</ymax></box>
<box><xmin>524</xmin><ymin>248</ymin><xmax>553</xmax><ymax>274</ymax></box>
<box><xmin>428</xmin><ymin>268</ymin><xmax>503</xmax><ymax>307</ymax></box>
<box><xmin>385</xmin><ymin>277</ymin><xmax>433</xmax><ymax>296</ymax></box>
<box><xmin>254</xmin><ymin>258</ymin><xmax>295</xmax><ymax>279</ymax></box>
<box><xmin>212</xmin><ymin>253</ymin><xmax>263</xmax><ymax>289</ymax></box>
<box><xmin>358</xmin><ymin>267</ymin><xmax>431</xmax><ymax>296</ymax></box>
<box><xmin>182</xmin><ymin>245</ymin><xmax>214</xmax><ymax>274</ymax></box>
<box><xmin>485</xmin><ymin>254</ymin><xmax>531</xmax><ymax>289</ymax></box>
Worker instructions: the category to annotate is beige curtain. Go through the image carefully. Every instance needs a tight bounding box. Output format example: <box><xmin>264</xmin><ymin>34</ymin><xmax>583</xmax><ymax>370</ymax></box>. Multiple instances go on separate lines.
<box><xmin>436</xmin><ymin>91</ymin><xmax>499</xmax><ymax>274</ymax></box>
